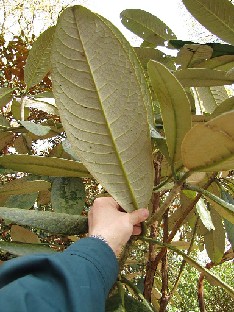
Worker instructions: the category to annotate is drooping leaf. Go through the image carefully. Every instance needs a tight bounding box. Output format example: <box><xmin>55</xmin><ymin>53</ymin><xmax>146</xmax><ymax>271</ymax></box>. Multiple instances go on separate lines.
<box><xmin>0</xmin><ymin>88</ymin><xmax>13</xmax><ymax>108</ymax></box>
<box><xmin>195</xmin><ymin>86</ymin><xmax>228</xmax><ymax>114</ymax></box>
<box><xmin>51</xmin><ymin>177</ymin><xmax>85</xmax><ymax>215</ymax></box>
<box><xmin>20</xmin><ymin>121</ymin><xmax>51</xmax><ymax>136</ymax></box>
<box><xmin>182</xmin><ymin>0</ymin><xmax>234</xmax><ymax>45</ymax></box>
<box><xmin>0</xmin><ymin>179</ymin><xmax>50</xmax><ymax>196</ymax></box>
<box><xmin>0</xmin><ymin>207</ymin><xmax>88</xmax><ymax>235</ymax></box>
<box><xmin>212</xmin><ymin>96</ymin><xmax>234</xmax><ymax>117</ymax></box>
<box><xmin>0</xmin><ymin>132</ymin><xmax>14</xmax><ymax>151</ymax></box>
<box><xmin>181</xmin><ymin>111</ymin><xmax>234</xmax><ymax>172</ymax></box>
<box><xmin>147</xmin><ymin>60</ymin><xmax>191</xmax><ymax>166</ymax></box>
<box><xmin>176</xmin><ymin>44</ymin><xmax>213</xmax><ymax>69</ymax></box>
<box><xmin>0</xmin><ymin>155</ymin><xmax>91</xmax><ymax>177</ymax></box>
<box><xmin>196</xmin><ymin>198</ymin><xmax>215</xmax><ymax>231</ymax></box>
<box><xmin>11</xmin><ymin>225</ymin><xmax>40</xmax><ymax>244</ymax></box>
<box><xmin>204</xmin><ymin>208</ymin><xmax>225</xmax><ymax>264</ymax></box>
<box><xmin>120</xmin><ymin>9</ymin><xmax>176</xmax><ymax>46</ymax></box>
<box><xmin>24</xmin><ymin>97</ymin><xmax>59</xmax><ymax>115</ymax></box>
<box><xmin>11</xmin><ymin>99</ymin><xmax>30</xmax><ymax>121</ymax></box>
<box><xmin>14</xmin><ymin>135</ymin><xmax>31</xmax><ymax>154</ymax></box>
<box><xmin>221</xmin><ymin>190</ymin><xmax>234</xmax><ymax>249</ymax></box>
<box><xmin>0</xmin><ymin>241</ymin><xmax>54</xmax><ymax>256</ymax></box>
<box><xmin>51</xmin><ymin>6</ymin><xmax>154</xmax><ymax>212</ymax></box>
<box><xmin>175</xmin><ymin>68</ymin><xmax>234</xmax><ymax>87</ymax></box>
<box><xmin>4</xmin><ymin>193</ymin><xmax>38</xmax><ymax>209</ymax></box>
<box><xmin>24</xmin><ymin>26</ymin><xmax>56</xmax><ymax>89</ymax></box>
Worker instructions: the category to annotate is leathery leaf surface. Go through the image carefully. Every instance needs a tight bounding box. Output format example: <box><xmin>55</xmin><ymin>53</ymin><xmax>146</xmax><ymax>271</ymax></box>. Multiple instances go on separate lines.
<box><xmin>51</xmin><ymin>6</ymin><xmax>154</xmax><ymax>212</ymax></box>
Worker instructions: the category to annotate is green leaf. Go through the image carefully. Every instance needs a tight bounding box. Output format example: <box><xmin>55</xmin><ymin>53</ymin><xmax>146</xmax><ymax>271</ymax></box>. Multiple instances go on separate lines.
<box><xmin>176</xmin><ymin>44</ymin><xmax>213</xmax><ymax>69</ymax></box>
<box><xmin>11</xmin><ymin>99</ymin><xmax>30</xmax><ymax>121</ymax></box>
<box><xmin>182</xmin><ymin>0</ymin><xmax>234</xmax><ymax>45</ymax></box>
<box><xmin>0</xmin><ymin>241</ymin><xmax>54</xmax><ymax>256</ymax></box>
<box><xmin>120</xmin><ymin>9</ymin><xmax>176</xmax><ymax>46</ymax></box>
<box><xmin>221</xmin><ymin>190</ymin><xmax>234</xmax><ymax>249</ymax></box>
<box><xmin>51</xmin><ymin>177</ymin><xmax>85</xmax><ymax>215</ymax></box>
<box><xmin>106</xmin><ymin>293</ymin><xmax>153</xmax><ymax>312</ymax></box>
<box><xmin>0</xmin><ymin>155</ymin><xmax>91</xmax><ymax>177</ymax></box>
<box><xmin>0</xmin><ymin>114</ymin><xmax>10</xmax><ymax>128</ymax></box>
<box><xmin>134</xmin><ymin>47</ymin><xmax>165</xmax><ymax>69</ymax></box>
<box><xmin>51</xmin><ymin>6</ymin><xmax>154</xmax><ymax>212</ymax></box>
<box><xmin>4</xmin><ymin>193</ymin><xmax>38</xmax><ymax>209</ymax></box>
<box><xmin>197</xmin><ymin>55</ymin><xmax>234</xmax><ymax>71</ymax></box>
<box><xmin>147</xmin><ymin>60</ymin><xmax>191</xmax><ymax>166</ymax></box>
<box><xmin>204</xmin><ymin>208</ymin><xmax>225</xmax><ymax>264</ymax></box>
<box><xmin>196</xmin><ymin>198</ymin><xmax>215</xmax><ymax>231</ymax></box>
<box><xmin>0</xmin><ymin>132</ymin><xmax>14</xmax><ymax>151</ymax></box>
<box><xmin>21</xmin><ymin>121</ymin><xmax>51</xmax><ymax>136</ymax></box>
<box><xmin>195</xmin><ymin>86</ymin><xmax>228</xmax><ymax>114</ymax></box>
<box><xmin>24</xmin><ymin>26</ymin><xmax>55</xmax><ymax>89</ymax></box>
<box><xmin>0</xmin><ymin>207</ymin><xmax>88</xmax><ymax>235</ymax></box>
<box><xmin>0</xmin><ymin>179</ymin><xmax>50</xmax><ymax>196</ymax></box>
<box><xmin>0</xmin><ymin>88</ymin><xmax>13</xmax><ymax>108</ymax></box>
<box><xmin>181</xmin><ymin>111</ymin><xmax>234</xmax><ymax>172</ymax></box>
<box><xmin>175</xmin><ymin>68</ymin><xmax>234</xmax><ymax>87</ymax></box>
<box><xmin>211</xmin><ymin>96</ymin><xmax>234</xmax><ymax>118</ymax></box>
<box><xmin>186</xmin><ymin>185</ymin><xmax>234</xmax><ymax>223</ymax></box>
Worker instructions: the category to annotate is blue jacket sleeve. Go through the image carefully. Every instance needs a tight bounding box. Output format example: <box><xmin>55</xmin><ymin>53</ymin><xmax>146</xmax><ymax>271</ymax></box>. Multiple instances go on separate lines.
<box><xmin>0</xmin><ymin>237</ymin><xmax>119</xmax><ymax>312</ymax></box>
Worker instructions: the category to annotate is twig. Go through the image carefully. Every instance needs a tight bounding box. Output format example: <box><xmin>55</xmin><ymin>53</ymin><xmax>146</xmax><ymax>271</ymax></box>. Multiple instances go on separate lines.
<box><xmin>198</xmin><ymin>273</ymin><xmax>206</xmax><ymax>312</ymax></box>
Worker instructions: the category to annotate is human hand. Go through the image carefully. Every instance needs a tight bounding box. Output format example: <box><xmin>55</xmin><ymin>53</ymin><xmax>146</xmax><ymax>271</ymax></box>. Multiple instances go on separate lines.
<box><xmin>88</xmin><ymin>197</ymin><xmax>149</xmax><ymax>256</ymax></box>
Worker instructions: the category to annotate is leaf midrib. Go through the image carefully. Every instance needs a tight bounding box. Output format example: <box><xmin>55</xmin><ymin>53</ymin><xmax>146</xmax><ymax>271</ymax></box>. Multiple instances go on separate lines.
<box><xmin>73</xmin><ymin>8</ymin><xmax>139</xmax><ymax>210</ymax></box>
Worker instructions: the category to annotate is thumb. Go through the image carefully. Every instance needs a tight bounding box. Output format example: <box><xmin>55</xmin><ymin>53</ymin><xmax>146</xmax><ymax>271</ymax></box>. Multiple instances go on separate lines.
<box><xmin>129</xmin><ymin>208</ymin><xmax>149</xmax><ymax>225</ymax></box>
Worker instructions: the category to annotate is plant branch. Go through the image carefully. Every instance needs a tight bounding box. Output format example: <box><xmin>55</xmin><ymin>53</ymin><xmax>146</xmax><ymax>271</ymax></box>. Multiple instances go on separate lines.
<box><xmin>198</xmin><ymin>273</ymin><xmax>206</xmax><ymax>312</ymax></box>
<box><xmin>159</xmin><ymin>210</ymin><xmax>169</xmax><ymax>312</ymax></box>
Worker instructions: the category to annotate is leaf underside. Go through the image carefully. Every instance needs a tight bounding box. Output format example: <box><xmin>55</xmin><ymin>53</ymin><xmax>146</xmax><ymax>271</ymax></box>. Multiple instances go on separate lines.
<box><xmin>51</xmin><ymin>6</ymin><xmax>154</xmax><ymax>212</ymax></box>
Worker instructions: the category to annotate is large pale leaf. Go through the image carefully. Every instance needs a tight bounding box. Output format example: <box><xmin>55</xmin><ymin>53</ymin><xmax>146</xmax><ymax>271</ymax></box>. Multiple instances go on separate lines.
<box><xmin>120</xmin><ymin>9</ymin><xmax>176</xmax><ymax>46</ymax></box>
<box><xmin>204</xmin><ymin>208</ymin><xmax>225</xmax><ymax>264</ymax></box>
<box><xmin>181</xmin><ymin>111</ymin><xmax>234</xmax><ymax>171</ymax></box>
<box><xmin>0</xmin><ymin>207</ymin><xmax>88</xmax><ymax>235</ymax></box>
<box><xmin>0</xmin><ymin>88</ymin><xmax>13</xmax><ymax>108</ymax></box>
<box><xmin>51</xmin><ymin>6</ymin><xmax>154</xmax><ymax>212</ymax></box>
<box><xmin>195</xmin><ymin>86</ymin><xmax>229</xmax><ymax>114</ymax></box>
<box><xmin>24</xmin><ymin>97</ymin><xmax>58</xmax><ymax>115</ymax></box>
<box><xmin>175</xmin><ymin>68</ymin><xmax>234</xmax><ymax>87</ymax></box>
<box><xmin>24</xmin><ymin>26</ymin><xmax>55</xmax><ymax>89</ymax></box>
<box><xmin>182</xmin><ymin>0</ymin><xmax>234</xmax><ymax>45</ymax></box>
<box><xmin>51</xmin><ymin>177</ymin><xmax>85</xmax><ymax>215</ymax></box>
<box><xmin>196</xmin><ymin>198</ymin><xmax>215</xmax><ymax>231</ymax></box>
<box><xmin>0</xmin><ymin>241</ymin><xmax>54</xmax><ymax>256</ymax></box>
<box><xmin>0</xmin><ymin>155</ymin><xmax>90</xmax><ymax>177</ymax></box>
<box><xmin>0</xmin><ymin>179</ymin><xmax>50</xmax><ymax>196</ymax></box>
<box><xmin>147</xmin><ymin>60</ymin><xmax>191</xmax><ymax>166</ymax></box>
<box><xmin>212</xmin><ymin>96</ymin><xmax>234</xmax><ymax>117</ymax></box>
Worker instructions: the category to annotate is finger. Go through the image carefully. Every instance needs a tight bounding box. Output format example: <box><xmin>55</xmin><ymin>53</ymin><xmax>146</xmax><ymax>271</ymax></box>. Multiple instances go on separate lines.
<box><xmin>93</xmin><ymin>197</ymin><xmax>119</xmax><ymax>210</ymax></box>
<box><xmin>129</xmin><ymin>208</ymin><xmax>149</xmax><ymax>225</ymax></box>
<box><xmin>132</xmin><ymin>224</ymin><xmax>142</xmax><ymax>235</ymax></box>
